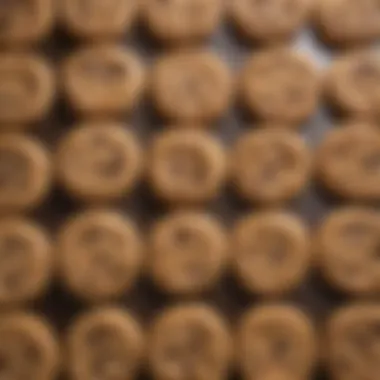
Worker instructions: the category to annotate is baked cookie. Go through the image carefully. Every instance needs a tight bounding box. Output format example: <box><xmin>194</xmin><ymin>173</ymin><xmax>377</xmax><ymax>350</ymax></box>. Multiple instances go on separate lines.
<box><xmin>231</xmin><ymin>212</ymin><xmax>310</xmax><ymax>296</ymax></box>
<box><xmin>149</xmin><ymin>304</ymin><xmax>231</xmax><ymax>380</ymax></box>
<box><xmin>62</xmin><ymin>45</ymin><xmax>145</xmax><ymax>117</ymax></box>
<box><xmin>316</xmin><ymin>125</ymin><xmax>380</xmax><ymax>201</ymax></box>
<box><xmin>67</xmin><ymin>307</ymin><xmax>144</xmax><ymax>380</ymax></box>
<box><xmin>60</xmin><ymin>0</ymin><xmax>139</xmax><ymax>40</ymax></box>
<box><xmin>239</xmin><ymin>49</ymin><xmax>320</xmax><ymax>125</ymax></box>
<box><xmin>56</xmin><ymin>122</ymin><xmax>142</xmax><ymax>203</ymax></box>
<box><xmin>149</xmin><ymin>211</ymin><xmax>227</xmax><ymax>295</ymax></box>
<box><xmin>141</xmin><ymin>0</ymin><xmax>223</xmax><ymax>45</ymax></box>
<box><xmin>325</xmin><ymin>51</ymin><xmax>380</xmax><ymax>119</ymax></box>
<box><xmin>230</xmin><ymin>0</ymin><xmax>311</xmax><ymax>44</ymax></box>
<box><xmin>57</xmin><ymin>210</ymin><xmax>142</xmax><ymax>302</ymax></box>
<box><xmin>0</xmin><ymin>0</ymin><xmax>54</xmax><ymax>46</ymax></box>
<box><xmin>148</xmin><ymin>130</ymin><xmax>226</xmax><ymax>205</ymax></box>
<box><xmin>0</xmin><ymin>53</ymin><xmax>55</xmax><ymax>125</ymax></box>
<box><xmin>230</xmin><ymin>130</ymin><xmax>311</xmax><ymax>205</ymax></box>
<box><xmin>326</xmin><ymin>304</ymin><xmax>380</xmax><ymax>380</ymax></box>
<box><xmin>236</xmin><ymin>305</ymin><xmax>316</xmax><ymax>380</ymax></box>
<box><xmin>151</xmin><ymin>50</ymin><xmax>232</xmax><ymax>123</ymax></box>
<box><xmin>0</xmin><ymin>312</ymin><xmax>59</xmax><ymax>380</ymax></box>
<box><xmin>0</xmin><ymin>134</ymin><xmax>52</xmax><ymax>213</ymax></box>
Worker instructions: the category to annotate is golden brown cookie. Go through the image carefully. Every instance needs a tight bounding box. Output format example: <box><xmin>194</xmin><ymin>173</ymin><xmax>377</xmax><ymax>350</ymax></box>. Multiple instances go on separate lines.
<box><xmin>60</xmin><ymin>0</ymin><xmax>139</xmax><ymax>40</ymax></box>
<box><xmin>148</xmin><ymin>129</ymin><xmax>226</xmax><ymax>205</ymax></box>
<box><xmin>231</xmin><ymin>212</ymin><xmax>310</xmax><ymax>296</ymax></box>
<box><xmin>151</xmin><ymin>50</ymin><xmax>232</xmax><ymax>123</ymax></box>
<box><xmin>239</xmin><ymin>49</ymin><xmax>320</xmax><ymax>125</ymax></box>
<box><xmin>230</xmin><ymin>130</ymin><xmax>311</xmax><ymax>205</ymax></box>
<box><xmin>0</xmin><ymin>312</ymin><xmax>59</xmax><ymax>380</ymax></box>
<box><xmin>230</xmin><ymin>0</ymin><xmax>312</xmax><ymax>44</ymax></box>
<box><xmin>67</xmin><ymin>307</ymin><xmax>144</xmax><ymax>380</ymax></box>
<box><xmin>149</xmin><ymin>304</ymin><xmax>231</xmax><ymax>380</ymax></box>
<box><xmin>57</xmin><ymin>210</ymin><xmax>142</xmax><ymax>302</ymax></box>
<box><xmin>0</xmin><ymin>134</ymin><xmax>52</xmax><ymax>214</ymax></box>
<box><xmin>149</xmin><ymin>211</ymin><xmax>227</xmax><ymax>295</ymax></box>
<box><xmin>56</xmin><ymin>122</ymin><xmax>142</xmax><ymax>203</ymax></box>
<box><xmin>236</xmin><ymin>305</ymin><xmax>317</xmax><ymax>380</ymax></box>
<box><xmin>0</xmin><ymin>53</ymin><xmax>55</xmax><ymax>125</ymax></box>
<box><xmin>62</xmin><ymin>45</ymin><xmax>145</xmax><ymax>117</ymax></box>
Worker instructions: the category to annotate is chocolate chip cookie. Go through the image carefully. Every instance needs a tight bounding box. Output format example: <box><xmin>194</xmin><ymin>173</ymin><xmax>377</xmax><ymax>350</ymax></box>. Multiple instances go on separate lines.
<box><xmin>231</xmin><ymin>211</ymin><xmax>310</xmax><ymax>296</ymax></box>
<box><xmin>0</xmin><ymin>134</ymin><xmax>52</xmax><ymax>213</ymax></box>
<box><xmin>62</xmin><ymin>45</ymin><xmax>145</xmax><ymax>117</ymax></box>
<box><xmin>57</xmin><ymin>210</ymin><xmax>142</xmax><ymax>302</ymax></box>
<box><xmin>67</xmin><ymin>307</ymin><xmax>144</xmax><ymax>380</ymax></box>
<box><xmin>236</xmin><ymin>305</ymin><xmax>316</xmax><ymax>380</ymax></box>
<box><xmin>148</xmin><ymin>130</ymin><xmax>226</xmax><ymax>205</ymax></box>
<box><xmin>149</xmin><ymin>211</ymin><xmax>227</xmax><ymax>295</ymax></box>
<box><xmin>230</xmin><ymin>130</ymin><xmax>311</xmax><ymax>205</ymax></box>
<box><xmin>151</xmin><ymin>50</ymin><xmax>232</xmax><ymax>123</ymax></box>
<box><xmin>0</xmin><ymin>53</ymin><xmax>55</xmax><ymax>125</ymax></box>
<box><xmin>239</xmin><ymin>48</ymin><xmax>320</xmax><ymax>125</ymax></box>
<box><xmin>149</xmin><ymin>304</ymin><xmax>231</xmax><ymax>380</ymax></box>
<box><xmin>56</xmin><ymin>122</ymin><xmax>142</xmax><ymax>203</ymax></box>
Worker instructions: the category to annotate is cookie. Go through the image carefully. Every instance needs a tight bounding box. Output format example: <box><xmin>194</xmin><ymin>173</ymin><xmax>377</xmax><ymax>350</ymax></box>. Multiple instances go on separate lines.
<box><xmin>60</xmin><ymin>0</ymin><xmax>139</xmax><ymax>40</ymax></box>
<box><xmin>316</xmin><ymin>207</ymin><xmax>380</xmax><ymax>295</ymax></box>
<box><xmin>230</xmin><ymin>0</ymin><xmax>311</xmax><ymax>44</ymax></box>
<box><xmin>325</xmin><ymin>51</ymin><xmax>380</xmax><ymax>119</ymax></box>
<box><xmin>0</xmin><ymin>312</ymin><xmax>59</xmax><ymax>380</ymax></box>
<box><xmin>56</xmin><ymin>122</ymin><xmax>142</xmax><ymax>203</ymax></box>
<box><xmin>0</xmin><ymin>53</ymin><xmax>55</xmax><ymax>125</ymax></box>
<box><xmin>62</xmin><ymin>45</ymin><xmax>145</xmax><ymax>117</ymax></box>
<box><xmin>239</xmin><ymin>49</ymin><xmax>320</xmax><ymax>125</ymax></box>
<box><xmin>0</xmin><ymin>0</ymin><xmax>54</xmax><ymax>46</ymax></box>
<box><xmin>149</xmin><ymin>211</ymin><xmax>227</xmax><ymax>295</ymax></box>
<box><xmin>316</xmin><ymin>125</ymin><xmax>380</xmax><ymax>201</ymax></box>
<box><xmin>315</xmin><ymin>0</ymin><xmax>380</xmax><ymax>46</ymax></box>
<box><xmin>230</xmin><ymin>130</ymin><xmax>311</xmax><ymax>205</ymax></box>
<box><xmin>231</xmin><ymin>212</ymin><xmax>310</xmax><ymax>296</ymax></box>
<box><xmin>0</xmin><ymin>134</ymin><xmax>52</xmax><ymax>214</ymax></box>
<box><xmin>141</xmin><ymin>0</ymin><xmax>222</xmax><ymax>46</ymax></box>
<box><xmin>67</xmin><ymin>307</ymin><xmax>144</xmax><ymax>380</ymax></box>
<box><xmin>57</xmin><ymin>210</ymin><xmax>142</xmax><ymax>302</ymax></box>
<box><xmin>151</xmin><ymin>50</ymin><xmax>232</xmax><ymax>123</ymax></box>
<box><xmin>149</xmin><ymin>304</ymin><xmax>231</xmax><ymax>380</ymax></box>
<box><xmin>326</xmin><ymin>304</ymin><xmax>380</xmax><ymax>380</ymax></box>
<box><xmin>148</xmin><ymin>130</ymin><xmax>226</xmax><ymax>205</ymax></box>
<box><xmin>236</xmin><ymin>305</ymin><xmax>316</xmax><ymax>380</ymax></box>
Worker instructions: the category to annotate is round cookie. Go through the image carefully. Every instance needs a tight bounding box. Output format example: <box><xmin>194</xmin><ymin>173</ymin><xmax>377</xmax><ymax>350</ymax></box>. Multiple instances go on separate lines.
<box><xmin>326</xmin><ymin>304</ymin><xmax>380</xmax><ymax>380</ymax></box>
<box><xmin>148</xmin><ymin>129</ymin><xmax>226</xmax><ymax>205</ymax></box>
<box><xmin>230</xmin><ymin>130</ymin><xmax>311</xmax><ymax>205</ymax></box>
<box><xmin>0</xmin><ymin>312</ymin><xmax>59</xmax><ymax>380</ymax></box>
<box><xmin>231</xmin><ymin>212</ymin><xmax>310</xmax><ymax>296</ymax></box>
<box><xmin>57</xmin><ymin>210</ymin><xmax>142</xmax><ymax>302</ymax></box>
<box><xmin>0</xmin><ymin>53</ymin><xmax>55</xmax><ymax>125</ymax></box>
<box><xmin>149</xmin><ymin>211</ymin><xmax>228</xmax><ymax>295</ymax></box>
<box><xmin>325</xmin><ymin>51</ymin><xmax>380</xmax><ymax>119</ymax></box>
<box><xmin>62</xmin><ymin>45</ymin><xmax>145</xmax><ymax>117</ymax></box>
<box><xmin>236</xmin><ymin>305</ymin><xmax>316</xmax><ymax>380</ymax></box>
<box><xmin>239</xmin><ymin>48</ymin><xmax>320</xmax><ymax>125</ymax></box>
<box><xmin>56</xmin><ymin>122</ymin><xmax>142</xmax><ymax>203</ymax></box>
<box><xmin>141</xmin><ymin>0</ymin><xmax>223</xmax><ymax>45</ymax></box>
<box><xmin>67</xmin><ymin>307</ymin><xmax>144</xmax><ymax>380</ymax></box>
<box><xmin>149</xmin><ymin>304</ymin><xmax>231</xmax><ymax>380</ymax></box>
<box><xmin>0</xmin><ymin>134</ymin><xmax>52</xmax><ymax>214</ymax></box>
<box><xmin>230</xmin><ymin>0</ymin><xmax>312</xmax><ymax>44</ymax></box>
<box><xmin>316</xmin><ymin>207</ymin><xmax>380</xmax><ymax>295</ymax></box>
<box><xmin>0</xmin><ymin>0</ymin><xmax>54</xmax><ymax>46</ymax></box>
<box><xmin>60</xmin><ymin>0</ymin><xmax>139</xmax><ymax>40</ymax></box>
<box><xmin>151</xmin><ymin>50</ymin><xmax>232</xmax><ymax>123</ymax></box>
<box><xmin>316</xmin><ymin>125</ymin><xmax>380</xmax><ymax>201</ymax></box>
